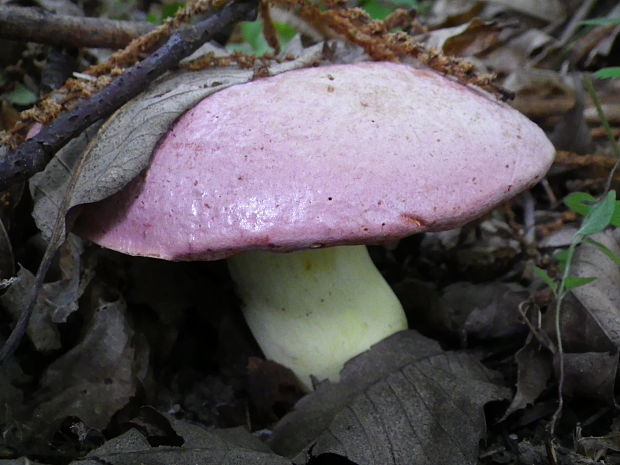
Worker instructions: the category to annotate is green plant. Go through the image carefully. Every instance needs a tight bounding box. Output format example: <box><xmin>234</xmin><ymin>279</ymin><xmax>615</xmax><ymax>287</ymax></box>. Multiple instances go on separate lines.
<box><xmin>533</xmin><ymin>73</ymin><xmax>620</xmax><ymax>436</ymax></box>
<box><xmin>147</xmin><ymin>2</ymin><xmax>185</xmax><ymax>24</ymax></box>
<box><xmin>231</xmin><ymin>20</ymin><xmax>297</xmax><ymax>55</ymax></box>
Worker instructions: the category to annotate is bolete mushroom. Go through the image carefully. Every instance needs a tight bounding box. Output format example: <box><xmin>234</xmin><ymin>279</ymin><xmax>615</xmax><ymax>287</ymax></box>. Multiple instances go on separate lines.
<box><xmin>75</xmin><ymin>62</ymin><xmax>554</xmax><ymax>390</ymax></box>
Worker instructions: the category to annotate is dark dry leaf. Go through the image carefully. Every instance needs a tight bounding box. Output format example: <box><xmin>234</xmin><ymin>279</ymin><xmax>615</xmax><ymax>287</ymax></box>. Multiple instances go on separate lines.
<box><xmin>560</xmin><ymin>351</ymin><xmax>618</xmax><ymax>403</ymax></box>
<box><xmin>0</xmin><ymin>234</ymin><xmax>88</xmax><ymax>352</ymax></box>
<box><xmin>545</xmin><ymin>293</ymin><xmax>615</xmax><ymax>354</ymax></box>
<box><xmin>483</xmin><ymin>29</ymin><xmax>555</xmax><ymax>73</ymax></box>
<box><xmin>70</xmin><ymin>419</ymin><xmax>290</xmax><ymax>465</ymax></box>
<box><xmin>488</xmin><ymin>0</ymin><xmax>566</xmax><ymax>21</ymax></box>
<box><xmin>270</xmin><ymin>331</ymin><xmax>508</xmax><ymax>465</ymax></box>
<box><xmin>423</xmin><ymin>0</ymin><xmax>482</xmax><ymax>28</ymax></box>
<box><xmin>16</xmin><ymin>290</ymin><xmax>147</xmax><ymax>454</ymax></box>
<box><xmin>0</xmin><ymin>350</ymin><xmax>28</xmax><ymax>455</ymax></box>
<box><xmin>571</xmin><ymin>4</ymin><xmax>620</xmax><ymax>67</ymax></box>
<box><xmin>549</xmin><ymin>73</ymin><xmax>593</xmax><ymax>154</ymax></box>
<box><xmin>419</xmin><ymin>18</ymin><xmax>501</xmax><ymax>57</ymax></box>
<box><xmin>578</xmin><ymin>432</ymin><xmax>620</xmax><ymax>458</ymax></box>
<box><xmin>0</xmin><ymin>459</ymin><xmax>48</xmax><ymax>465</ymax></box>
<box><xmin>503</xmin><ymin>69</ymin><xmax>576</xmax><ymax>119</ymax></box>
<box><xmin>438</xmin><ymin>281</ymin><xmax>529</xmax><ymax>340</ymax></box>
<box><xmin>247</xmin><ymin>357</ymin><xmax>305</xmax><ymax>424</ymax></box>
<box><xmin>0</xmin><ymin>219</ymin><xmax>13</xmax><ymax>280</ymax></box>
<box><xmin>517</xmin><ymin>440</ymin><xmax>598</xmax><ymax>465</ymax></box>
<box><xmin>503</xmin><ymin>338</ymin><xmax>552</xmax><ymax>418</ymax></box>
<box><xmin>570</xmin><ymin>232</ymin><xmax>620</xmax><ymax>348</ymax></box>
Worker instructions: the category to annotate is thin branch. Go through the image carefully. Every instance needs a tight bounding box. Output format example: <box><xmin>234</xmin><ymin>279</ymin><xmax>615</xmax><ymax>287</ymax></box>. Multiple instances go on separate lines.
<box><xmin>0</xmin><ymin>0</ymin><xmax>258</xmax><ymax>193</ymax></box>
<box><xmin>0</xmin><ymin>6</ymin><xmax>154</xmax><ymax>49</ymax></box>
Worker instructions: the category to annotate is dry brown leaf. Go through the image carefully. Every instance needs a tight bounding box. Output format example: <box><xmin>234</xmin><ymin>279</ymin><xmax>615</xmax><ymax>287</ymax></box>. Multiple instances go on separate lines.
<box><xmin>503</xmin><ymin>68</ymin><xmax>575</xmax><ymax>118</ymax></box>
<box><xmin>420</xmin><ymin>18</ymin><xmax>501</xmax><ymax>57</ymax></box>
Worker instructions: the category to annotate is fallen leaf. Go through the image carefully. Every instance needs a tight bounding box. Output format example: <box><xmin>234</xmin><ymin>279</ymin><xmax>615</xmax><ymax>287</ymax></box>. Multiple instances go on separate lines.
<box><xmin>69</xmin><ymin>419</ymin><xmax>290</xmax><ymax>465</ymax></box>
<box><xmin>482</xmin><ymin>29</ymin><xmax>555</xmax><ymax>73</ymax></box>
<box><xmin>503</xmin><ymin>69</ymin><xmax>575</xmax><ymax>118</ymax></box>
<box><xmin>571</xmin><ymin>232</ymin><xmax>620</xmax><ymax>348</ymax></box>
<box><xmin>423</xmin><ymin>0</ymin><xmax>483</xmax><ymax>28</ymax></box>
<box><xmin>420</xmin><ymin>18</ymin><xmax>502</xmax><ymax>57</ymax></box>
<box><xmin>439</xmin><ymin>281</ymin><xmax>529</xmax><ymax>340</ymax></box>
<box><xmin>0</xmin><ymin>234</ymin><xmax>89</xmax><ymax>352</ymax></box>
<box><xmin>247</xmin><ymin>357</ymin><xmax>305</xmax><ymax>424</ymax></box>
<box><xmin>0</xmin><ymin>219</ymin><xmax>13</xmax><ymax>279</ymax></box>
<box><xmin>270</xmin><ymin>331</ymin><xmax>508</xmax><ymax>465</ymax></box>
<box><xmin>487</xmin><ymin>0</ymin><xmax>565</xmax><ymax>22</ymax></box>
<box><xmin>503</xmin><ymin>337</ymin><xmax>552</xmax><ymax>418</ymax></box>
<box><xmin>560</xmin><ymin>351</ymin><xmax>618</xmax><ymax>402</ymax></box>
<box><xmin>17</xmin><ymin>287</ymin><xmax>148</xmax><ymax>455</ymax></box>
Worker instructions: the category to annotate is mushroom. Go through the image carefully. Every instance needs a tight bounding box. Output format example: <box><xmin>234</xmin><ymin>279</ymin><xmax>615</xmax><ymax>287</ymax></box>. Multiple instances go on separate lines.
<box><xmin>75</xmin><ymin>62</ymin><xmax>555</xmax><ymax>390</ymax></box>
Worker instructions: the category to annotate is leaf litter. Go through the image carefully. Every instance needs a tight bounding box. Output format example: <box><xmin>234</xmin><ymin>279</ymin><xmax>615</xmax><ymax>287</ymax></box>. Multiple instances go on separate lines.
<box><xmin>1</xmin><ymin>0</ymin><xmax>620</xmax><ymax>464</ymax></box>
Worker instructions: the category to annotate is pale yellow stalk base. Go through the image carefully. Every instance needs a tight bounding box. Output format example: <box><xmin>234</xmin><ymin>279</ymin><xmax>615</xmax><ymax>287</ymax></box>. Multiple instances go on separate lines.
<box><xmin>228</xmin><ymin>245</ymin><xmax>407</xmax><ymax>390</ymax></box>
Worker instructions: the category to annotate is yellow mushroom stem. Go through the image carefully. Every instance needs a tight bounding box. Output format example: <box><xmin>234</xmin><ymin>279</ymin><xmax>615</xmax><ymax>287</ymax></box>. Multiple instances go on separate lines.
<box><xmin>228</xmin><ymin>245</ymin><xmax>408</xmax><ymax>390</ymax></box>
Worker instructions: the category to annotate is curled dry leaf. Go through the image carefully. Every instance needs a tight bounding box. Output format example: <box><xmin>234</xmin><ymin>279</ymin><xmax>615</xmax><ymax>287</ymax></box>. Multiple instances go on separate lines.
<box><xmin>571</xmin><ymin>231</ymin><xmax>620</xmax><ymax>348</ymax></box>
<box><xmin>503</xmin><ymin>69</ymin><xmax>575</xmax><ymax>119</ymax></box>
<box><xmin>438</xmin><ymin>281</ymin><xmax>530</xmax><ymax>340</ymax></box>
<box><xmin>0</xmin><ymin>350</ymin><xmax>28</xmax><ymax>452</ymax></box>
<box><xmin>0</xmin><ymin>234</ymin><xmax>88</xmax><ymax>352</ymax></box>
<box><xmin>549</xmin><ymin>74</ymin><xmax>592</xmax><ymax>154</ymax></box>
<box><xmin>503</xmin><ymin>337</ymin><xmax>553</xmax><ymax>418</ymax></box>
<box><xmin>482</xmin><ymin>29</ymin><xmax>555</xmax><ymax>74</ymax></box>
<box><xmin>487</xmin><ymin>0</ymin><xmax>566</xmax><ymax>22</ymax></box>
<box><xmin>419</xmin><ymin>18</ymin><xmax>502</xmax><ymax>57</ymax></box>
<box><xmin>0</xmin><ymin>219</ymin><xmax>13</xmax><ymax>280</ymax></box>
<box><xmin>560</xmin><ymin>352</ymin><xmax>618</xmax><ymax>403</ymax></box>
<box><xmin>70</xmin><ymin>419</ymin><xmax>290</xmax><ymax>465</ymax></box>
<box><xmin>270</xmin><ymin>331</ymin><xmax>508</xmax><ymax>465</ymax></box>
<box><xmin>423</xmin><ymin>0</ymin><xmax>482</xmax><ymax>28</ymax></box>
<box><xmin>570</xmin><ymin>3</ymin><xmax>620</xmax><ymax>67</ymax></box>
<box><xmin>15</xmin><ymin>290</ymin><xmax>148</xmax><ymax>455</ymax></box>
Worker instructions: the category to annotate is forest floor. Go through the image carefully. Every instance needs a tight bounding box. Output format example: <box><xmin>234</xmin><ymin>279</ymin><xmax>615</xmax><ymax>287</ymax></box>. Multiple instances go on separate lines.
<box><xmin>1</xmin><ymin>0</ymin><xmax>620</xmax><ymax>464</ymax></box>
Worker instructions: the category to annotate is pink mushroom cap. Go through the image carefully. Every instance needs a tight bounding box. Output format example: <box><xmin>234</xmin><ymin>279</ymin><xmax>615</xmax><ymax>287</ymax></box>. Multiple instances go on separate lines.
<box><xmin>76</xmin><ymin>62</ymin><xmax>555</xmax><ymax>260</ymax></box>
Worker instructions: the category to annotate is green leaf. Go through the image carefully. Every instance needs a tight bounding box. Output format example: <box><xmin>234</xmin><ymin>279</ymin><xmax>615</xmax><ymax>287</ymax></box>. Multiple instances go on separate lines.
<box><xmin>161</xmin><ymin>2</ymin><xmax>184</xmax><ymax>20</ymax></box>
<box><xmin>594</xmin><ymin>67</ymin><xmax>620</xmax><ymax>79</ymax></box>
<box><xmin>584</xmin><ymin>238</ymin><xmax>620</xmax><ymax>267</ymax></box>
<box><xmin>146</xmin><ymin>12</ymin><xmax>159</xmax><ymax>23</ymax></box>
<box><xmin>5</xmin><ymin>83</ymin><xmax>37</xmax><ymax>106</ymax></box>
<box><xmin>361</xmin><ymin>0</ymin><xmax>393</xmax><ymax>19</ymax></box>
<box><xmin>274</xmin><ymin>22</ymin><xmax>297</xmax><ymax>49</ymax></box>
<box><xmin>392</xmin><ymin>0</ymin><xmax>420</xmax><ymax>6</ymax></box>
<box><xmin>233</xmin><ymin>21</ymin><xmax>272</xmax><ymax>55</ymax></box>
<box><xmin>564</xmin><ymin>276</ymin><xmax>596</xmax><ymax>291</ymax></box>
<box><xmin>580</xmin><ymin>18</ymin><xmax>620</xmax><ymax>26</ymax></box>
<box><xmin>577</xmin><ymin>191</ymin><xmax>616</xmax><ymax>236</ymax></box>
<box><xmin>533</xmin><ymin>266</ymin><xmax>558</xmax><ymax>293</ymax></box>
<box><xmin>564</xmin><ymin>191</ymin><xmax>596</xmax><ymax>216</ymax></box>
<box><xmin>555</xmin><ymin>250</ymin><xmax>569</xmax><ymax>272</ymax></box>
<box><xmin>564</xmin><ymin>192</ymin><xmax>620</xmax><ymax>226</ymax></box>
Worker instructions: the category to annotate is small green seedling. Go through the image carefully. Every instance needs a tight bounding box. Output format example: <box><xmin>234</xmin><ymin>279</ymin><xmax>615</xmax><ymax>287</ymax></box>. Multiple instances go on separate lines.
<box><xmin>535</xmin><ymin>190</ymin><xmax>618</xmax><ymax>297</ymax></box>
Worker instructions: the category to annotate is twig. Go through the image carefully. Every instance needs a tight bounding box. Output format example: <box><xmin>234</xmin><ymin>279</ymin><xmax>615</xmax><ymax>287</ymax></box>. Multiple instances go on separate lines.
<box><xmin>0</xmin><ymin>0</ymin><xmax>258</xmax><ymax>193</ymax></box>
<box><xmin>0</xmin><ymin>6</ymin><xmax>154</xmax><ymax>49</ymax></box>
